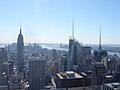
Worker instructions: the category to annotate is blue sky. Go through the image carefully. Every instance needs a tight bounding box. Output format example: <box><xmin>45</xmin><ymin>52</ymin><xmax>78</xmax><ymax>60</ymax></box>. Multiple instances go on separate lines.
<box><xmin>0</xmin><ymin>0</ymin><xmax>120</xmax><ymax>44</ymax></box>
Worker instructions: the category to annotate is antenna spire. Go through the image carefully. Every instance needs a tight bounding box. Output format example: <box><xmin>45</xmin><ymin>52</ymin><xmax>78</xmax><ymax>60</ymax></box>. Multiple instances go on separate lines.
<box><xmin>72</xmin><ymin>18</ymin><xmax>74</xmax><ymax>38</ymax></box>
<box><xmin>20</xmin><ymin>25</ymin><xmax>22</xmax><ymax>34</ymax></box>
<box><xmin>99</xmin><ymin>27</ymin><xmax>101</xmax><ymax>51</ymax></box>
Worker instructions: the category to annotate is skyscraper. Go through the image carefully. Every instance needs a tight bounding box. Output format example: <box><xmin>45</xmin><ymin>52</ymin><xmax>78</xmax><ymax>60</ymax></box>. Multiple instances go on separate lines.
<box><xmin>67</xmin><ymin>38</ymin><xmax>84</xmax><ymax>71</ymax></box>
<box><xmin>29</xmin><ymin>58</ymin><xmax>46</xmax><ymax>90</ymax></box>
<box><xmin>92</xmin><ymin>28</ymin><xmax>107</xmax><ymax>85</ymax></box>
<box><xmin>93</xmin><ymin>28</ymin><xmax>108</xmax><ymax>62</ymax></box>
<box><xmin>0</xmin><ymin>48</ymin><xmax>7</xmax><ymax>62</ymax></box>
<box><xmin>17</xmin><ymin>27</ymin><xmax>24</xmax><ymax>72</ymax></box>
<box><xmin>0</xmin><ymin>58</ymin><xmax>3</xmax><ymax>86</ymax></box>
<box><xmin>67</xmin><ymin>20</ymin><xmax>84</xmax><ymax>70</ymax></box>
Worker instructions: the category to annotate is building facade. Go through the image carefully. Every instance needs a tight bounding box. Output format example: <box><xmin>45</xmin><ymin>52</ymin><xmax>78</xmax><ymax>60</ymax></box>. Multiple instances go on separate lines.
<box><xmin>0</xmin><ymin>58</ymin><xmax>3</xmax><ymax>86</ymax></box>
<box><xmin>29</xmin><ymin>58</ymin><xmax>46</xmax><ymax>90</ymax></box>
<box><xmin>17</xmin><ymin>28</ymin><xmax>24</xmax><ymax>72</ymax></box>
<box><xmin>67</xmin><ymin>38</ymin><xmax>84</xmax><ymax>71</ymax></box>
<box><xmin>0</xmin><ymin>48</ymin><xmax>7</xmax><ymax>62</ymax></box>
<box><xmin>55</xmin><ymin>71</ymin><xmax>84</xmax><ymax>88</ymax></box>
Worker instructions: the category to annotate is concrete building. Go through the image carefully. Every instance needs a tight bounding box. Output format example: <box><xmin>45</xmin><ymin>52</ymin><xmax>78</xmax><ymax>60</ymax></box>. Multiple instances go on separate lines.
<box><xmin>55</xmin><ymin>71</ymin><xmax>84</xmax><ymax>88</ymax></box>
<box><xmin>83</xmin><ymin>47</ymin><xmax>91</xmax><ymax>59</ymax></box>
<box><xmin>103</xmin><ymin>83</ymin><xmax>120</xmax><ymax>90</ymax></box>
<box><xmin>29</xmin><ymin>58</ymin><xmax>46</xmax><ymax>90</ymax></box>
<box><xmin>93</xmin><ymin>50</ymin><xmax>108</xmax><ymax>62</ymax></box>
<box><xmin>93</xmin><ymin>62</ymin><xmax>106</xmax><ymax>85</ymax></box>
<box><xmin>79</xmin><ymin>72</ymin><xmax>93</xmax><ymax>86</ymax></box>
<box><xmin>105</xmin><ymin>75</ymin><xmax>115</xmax><ymax>83</ymax></box>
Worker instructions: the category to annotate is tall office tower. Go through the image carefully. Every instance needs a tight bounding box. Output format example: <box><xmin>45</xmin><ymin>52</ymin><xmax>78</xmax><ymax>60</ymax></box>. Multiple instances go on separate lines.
<box><xmin>67</xmin><ymin>19</ymin><xmax>75</xmax><ymax>71</ymax></box>
<box><xmin>83</xmin><ymin>47</ymin><xmax>92</xmax><ymax>71</ymax></box>
<box><xmin>0</xmin><ymin>58</ymin><xmax>3</xmax><ymax>86</ymax></box>
<box><xmin>92</xmin><ymin>28</ymin><xmax>107</xmax><ymax>85</ymax></box>
<box><xmin>93</xmin><ymin>28</ymin><xmax>108</xmax><ymax>62</ymax></box>
<box><xmin>83</xmin><ymin>47</ymin><xmax>91</xmax><ymax>59</ymax></box>
<box><xmin>52</xmin><ymin>49</ymin><xmax>57</xmax><ymax>60</ymax></box>
<box><xmin>52</xmin><ymin>60</ymin><xmax>60</xmax><ymax>76</ymax></box>
<box><xmin>67</xmin><ymin>20</ymin><xmax>84</xmax><ymax>70</ymax></box>
<box><xmin>67</xmin><ymin>38</ymin><xmax>84</xmax><ymax>71</ymax></box>
<box><xmin>29</xmin><ymin>58</ymin><xmax>46</xmax><ymax>90</ymax></box>
<box><xmin>67</xmin><ymin>38</ymin><xmax>74</xmax><ymax>70</ymax></box>
<box><xmin>0</xmin><ymin>48</ymin><xmax>7</xmax><ymax>62</ymax></box>
<box><xmin>17</xmin><ymin>27</ymin><xmax>24</xmax><ymax>72</ymax></box>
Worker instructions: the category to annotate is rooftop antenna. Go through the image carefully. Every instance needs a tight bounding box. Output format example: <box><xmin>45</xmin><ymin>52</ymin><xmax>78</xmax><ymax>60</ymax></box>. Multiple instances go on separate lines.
<box><xmin>20</xmin><ymin>25</ymin><xmax>22</xmax><ymax>34</ymax></box>
<box><xmin>72</xmin><ymin>18</ymin><xmax>74</xmax><ymax>39</ymax></box>
<box><xmin>99</xmin><ymin>27</ymin><xmax>102</xmax><ymax>51</ymax></box>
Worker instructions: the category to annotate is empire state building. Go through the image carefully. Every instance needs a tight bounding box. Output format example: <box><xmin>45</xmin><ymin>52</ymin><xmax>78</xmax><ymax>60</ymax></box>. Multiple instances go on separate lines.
<box><xmin>17</xmin><ymin>27</ymin><xmax>24</xmax><ymax>72</ymax></box>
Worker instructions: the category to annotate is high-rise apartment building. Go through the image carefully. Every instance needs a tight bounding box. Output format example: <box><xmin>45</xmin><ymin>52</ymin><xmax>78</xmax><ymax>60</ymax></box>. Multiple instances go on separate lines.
<box><xmin>29</xmin><ymin>58</ymin><xmax>46</xmax><ymax>90</ymax></box>
<box><xmin>17</xmin><ymin>27</ymin><xmax>24</xmax><ymax>72</ymax></box>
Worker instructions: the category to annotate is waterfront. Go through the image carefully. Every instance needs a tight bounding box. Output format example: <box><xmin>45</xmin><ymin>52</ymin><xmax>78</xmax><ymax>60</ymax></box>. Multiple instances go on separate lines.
<box><xmin>0</xmin><ymin>43</ymin><xmax>120</xmax><ymax>56</ymax></box>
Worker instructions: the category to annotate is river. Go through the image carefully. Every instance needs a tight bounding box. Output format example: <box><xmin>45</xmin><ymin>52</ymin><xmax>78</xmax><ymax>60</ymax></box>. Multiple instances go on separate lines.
<box><xmin>0</xmin><ymin>43</ymin><xmax>120</xmax><ymax>56</ymax></box>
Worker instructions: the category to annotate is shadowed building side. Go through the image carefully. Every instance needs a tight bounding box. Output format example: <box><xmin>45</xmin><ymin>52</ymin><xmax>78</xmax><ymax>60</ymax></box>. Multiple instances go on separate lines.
<box><xmin>0</xmin><ymin>58</ymin><xmax>3</xmax><ymax>86</ymax></box>
<box><xmin>29</xmin><ymin>58</ymin><xmax>46</xmax><ymax>90</ymax></box>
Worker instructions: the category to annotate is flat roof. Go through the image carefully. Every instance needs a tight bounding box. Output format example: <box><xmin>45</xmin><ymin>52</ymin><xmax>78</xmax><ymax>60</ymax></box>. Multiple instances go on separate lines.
<box><xmin>106</xmin><ymin>75</ymin><xmax>114</xmax><ymax>78</ymax></box>
<box><xmin>74</xmin><ymin>73</ymin><xmax>83</xmax><ymax>79</ymax></box>
<box><xmin>94</xmin><ymin>62</ymin><xmax>105</xmax><ymax>68</ymax></box>
<box><xmin>105</xmin><ymin>83</ymin><xmax>120</xmax><ymax>89</ymax></box>
<box><xmin>66</xmin><ymin>71</ymin><xmax>74</xmax><ymax>74</ymax></box>
<box><xmin>57</xmin><ymin>72</ymin><xmax>83</xmax><ymax>79</ymax></box>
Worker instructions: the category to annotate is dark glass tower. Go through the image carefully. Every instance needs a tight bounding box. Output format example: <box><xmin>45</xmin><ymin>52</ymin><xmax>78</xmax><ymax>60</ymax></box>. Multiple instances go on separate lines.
<box><xmin>17</xmin><ymin>27</ymin><xmax>24</xmax><ymax>72</ymax></box>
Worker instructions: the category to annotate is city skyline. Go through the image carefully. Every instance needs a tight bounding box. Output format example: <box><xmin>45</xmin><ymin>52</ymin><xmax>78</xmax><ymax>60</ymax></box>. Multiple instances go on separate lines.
<box><xmin>0</xmin><ymin>0</ymin><xmax>120</xmax><ymax>44</ymax></box>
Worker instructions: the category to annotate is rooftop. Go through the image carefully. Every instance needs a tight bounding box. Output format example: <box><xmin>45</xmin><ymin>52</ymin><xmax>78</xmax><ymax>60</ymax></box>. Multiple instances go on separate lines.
<box><xmin>104</xmin><ymin>82</ymin><xmax>120</xmax><ymax>89</ymax></box>
<box><xmin>94</xmin><ymin>62</ymin><xmax>105</xmax><ymax>68</ymax></box>
<box><xmin>57</xmin><ymin>71</ymin><xmax>83</xmax><ymax>79</ymax></box>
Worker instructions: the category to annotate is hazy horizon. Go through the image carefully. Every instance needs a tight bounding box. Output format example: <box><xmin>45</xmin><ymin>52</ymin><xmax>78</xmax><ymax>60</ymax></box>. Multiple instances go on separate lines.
<box><xmin>1</xmin><ymin>40</ymin><xmax>120</xmax><ymax>45</ymax></box>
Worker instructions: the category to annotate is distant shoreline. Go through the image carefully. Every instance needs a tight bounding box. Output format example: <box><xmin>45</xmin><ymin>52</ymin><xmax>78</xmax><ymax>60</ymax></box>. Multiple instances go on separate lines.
<box><xmin>1</xmin><ymin>43</ymin><xmax>120</xmax><ymax>56</ymax></box>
